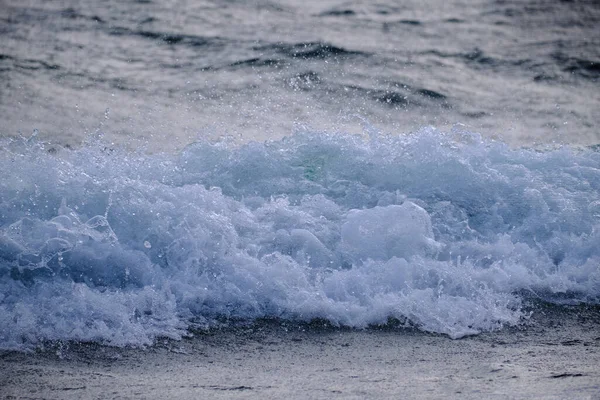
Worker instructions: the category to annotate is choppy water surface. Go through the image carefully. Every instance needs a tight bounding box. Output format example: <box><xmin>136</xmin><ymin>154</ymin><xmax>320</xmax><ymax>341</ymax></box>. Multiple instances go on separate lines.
<box><xmin>0</xmin><ymin>0</ymin><xmax>599</xmax><ymax>350</ymax></box>
<box><xmin>1</xmin><ymin>0</ymin><xmax>599</xmax><ymax>148</ymax></box>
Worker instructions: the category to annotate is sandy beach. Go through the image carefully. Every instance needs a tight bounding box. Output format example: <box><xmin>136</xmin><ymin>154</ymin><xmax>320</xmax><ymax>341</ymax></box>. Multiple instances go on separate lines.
<box><xmin>1</xmin><ymin>306</ymin><xmax>599</xmax><ymax>400</ymax></box>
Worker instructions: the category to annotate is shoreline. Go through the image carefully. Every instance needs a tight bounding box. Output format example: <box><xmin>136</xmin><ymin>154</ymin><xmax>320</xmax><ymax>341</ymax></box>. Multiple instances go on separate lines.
<box><xmin>2</xmin><ymin>307</ymin><xmax>599</xmax><ymax>399</ymax></box>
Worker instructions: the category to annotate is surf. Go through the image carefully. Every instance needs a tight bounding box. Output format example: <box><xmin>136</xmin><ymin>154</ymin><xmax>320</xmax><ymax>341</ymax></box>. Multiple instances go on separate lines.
<box><xmin>1</xmin><ymin>127</ymin><xmax>599</xmax><ymax>350</ymax></box>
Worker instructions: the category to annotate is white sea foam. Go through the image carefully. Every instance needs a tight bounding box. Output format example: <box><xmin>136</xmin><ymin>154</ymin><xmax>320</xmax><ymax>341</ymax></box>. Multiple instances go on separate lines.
<box><xmin>1</xmin><ymin>127</ymin><xmax>599</xmax><ymax>349</ymax></box>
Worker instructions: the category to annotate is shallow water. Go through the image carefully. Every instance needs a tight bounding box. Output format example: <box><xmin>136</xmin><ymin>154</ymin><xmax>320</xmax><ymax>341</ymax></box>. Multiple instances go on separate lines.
<box><xmin>2</xmin><ymin>307</ymin><xmax>600</xmax><ymax>399</ymax></box>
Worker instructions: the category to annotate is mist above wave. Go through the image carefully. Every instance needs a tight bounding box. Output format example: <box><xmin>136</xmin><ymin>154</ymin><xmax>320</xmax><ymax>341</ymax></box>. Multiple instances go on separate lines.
<box><xmin>1</xmin><ymin>127</ymin><xmax>599</xmax><ymax>350</ymax></box>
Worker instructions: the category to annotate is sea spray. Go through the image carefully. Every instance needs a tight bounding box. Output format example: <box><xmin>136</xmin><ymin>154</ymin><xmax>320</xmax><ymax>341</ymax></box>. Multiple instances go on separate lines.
<box><xmin>1</xmin><ymin>128</ymin><xmax>599</xmax><ymax>350</ymax></box>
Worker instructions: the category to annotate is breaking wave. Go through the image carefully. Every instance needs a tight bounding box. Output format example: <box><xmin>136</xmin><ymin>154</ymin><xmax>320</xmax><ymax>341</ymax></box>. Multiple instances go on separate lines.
<box><xmin>1</xmin><ymin>127</ymin><xmax>599</xmax><ymax>350</ymax></box>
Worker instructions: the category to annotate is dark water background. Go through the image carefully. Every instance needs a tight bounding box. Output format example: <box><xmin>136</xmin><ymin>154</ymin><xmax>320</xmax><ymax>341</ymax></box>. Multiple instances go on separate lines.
<box><xmin>1</xmin><ymin>0</ymin><xmax>599</xmax><ymax>150</ymax></box>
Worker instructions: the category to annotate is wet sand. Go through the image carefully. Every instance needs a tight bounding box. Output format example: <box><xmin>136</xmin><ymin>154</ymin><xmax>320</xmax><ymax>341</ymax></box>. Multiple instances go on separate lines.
<box><xmin>2</xmin><ymin>307</ymin><xmax>599</xmax><ymax>400</ymax></box>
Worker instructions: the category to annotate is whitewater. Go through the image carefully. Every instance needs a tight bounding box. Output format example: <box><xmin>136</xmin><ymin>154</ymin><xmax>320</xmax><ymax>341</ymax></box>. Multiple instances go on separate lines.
<box><xmin>1</xmin><ymin>127</ymin><xmax>598</xmax><ymax>350</ymax></box>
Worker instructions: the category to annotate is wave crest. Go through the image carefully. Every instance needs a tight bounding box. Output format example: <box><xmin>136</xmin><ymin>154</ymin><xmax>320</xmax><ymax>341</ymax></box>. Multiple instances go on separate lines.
<box><xmin>1</xmin><ymin>128</ymin><xmax>599</xmax><ymax>349</ymax></box>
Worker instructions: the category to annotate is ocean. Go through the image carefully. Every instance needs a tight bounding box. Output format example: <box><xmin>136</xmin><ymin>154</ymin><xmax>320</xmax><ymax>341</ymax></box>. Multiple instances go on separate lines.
<box><xmin>1</xmin><ymin>0</ymin><xmax>599</xmax><ymax>352</ymax></box>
